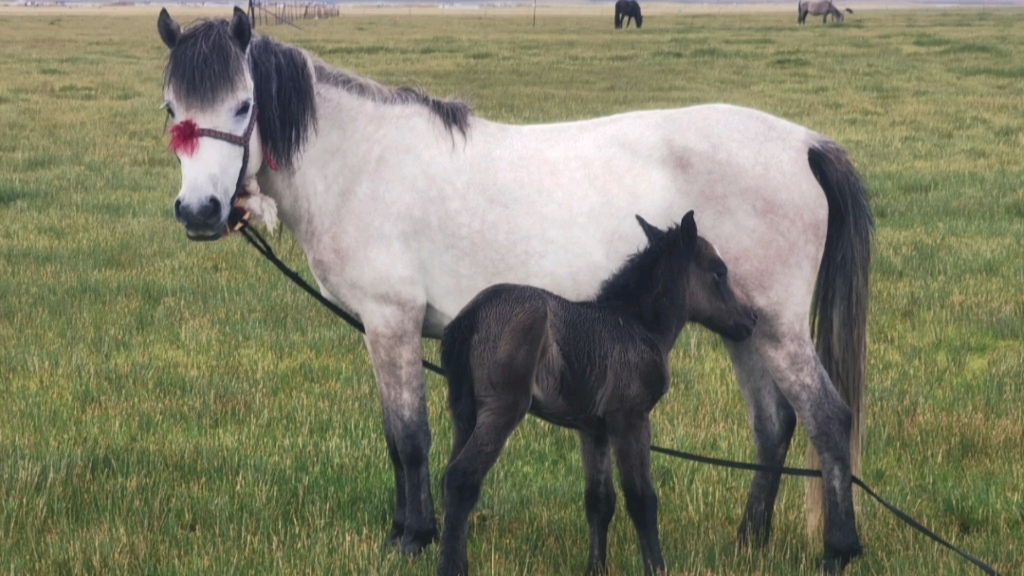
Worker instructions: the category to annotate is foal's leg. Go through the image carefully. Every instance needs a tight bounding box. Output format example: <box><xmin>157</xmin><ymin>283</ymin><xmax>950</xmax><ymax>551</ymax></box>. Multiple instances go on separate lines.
<box><xmin>724</xmin><ymin>337</ymin><xmax>798</xmax><ymax>548</ymax></box>
<box><xmin>579</xmin><ymin>429</ymin><xmax>615</xmax><ymax>575</ymax></box>
<box><xmin>363</xmin><ymin>307</ymin><xmax>437</xmax><ymax>555</ymax></box>
<box><xmin>438</xmin><ymin>399</ymin><xmax>531</xmax><ymax>576</ymax></box>
<box><xmin>611</xmin><ymin>417</ymin><xmax>665</xmax><ymax>576</ymax></box>
<box><xmin>755</xmin><ymin>330</ymin><xmax>861</xmax><ymax>573</ymax></box>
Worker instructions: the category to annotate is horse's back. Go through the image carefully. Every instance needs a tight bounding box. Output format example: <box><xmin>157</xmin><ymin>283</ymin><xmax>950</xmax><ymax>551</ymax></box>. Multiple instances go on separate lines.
<box><xmin>433</xmin><ymin>104</ymin><xmax>829</xmax><ymax>318</ymax></box>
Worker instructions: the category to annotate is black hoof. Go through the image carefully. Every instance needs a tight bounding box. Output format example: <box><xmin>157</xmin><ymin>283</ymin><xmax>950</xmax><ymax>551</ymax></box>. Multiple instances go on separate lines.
<box><xmin>437</xmin><ymin>556</ymin><xmax>469</xmax><ymax>576</ymax></box>
<box><xmin>821</xmin><ymin>543</ymin><xmax>862</xmax><ymax>574</ymax></box>
<box><xmin>399</xmin><ymin>526</ymin><xmax>438</xmax><ymax>556</ymax></box>
<box><xmin>735</xmin><ymin>524</ymin><xmax>770</xmax><ymax>549</ymax></box>
<box><xmin>383</xmin><ymin>521</ymin><xmax>404</xmax><ymax>549</ymax></box>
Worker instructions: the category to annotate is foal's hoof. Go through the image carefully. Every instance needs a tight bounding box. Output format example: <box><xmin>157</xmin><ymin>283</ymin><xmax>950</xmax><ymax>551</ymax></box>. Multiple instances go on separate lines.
<box><xmin>821</xmin><ymin>544</ymin><xmax>862</xmax><ymax>574</ymax></box>
<box><xmin>399</xmin><ymin>527</ymin><xmax>438</xmax><ymax>556</ymax></box>
<box><xmin>383</xmin><ymin>522</ymin><xmax>404</xmax><ymax>549</ymax></box>
<box><xmin>734</xmin><ymin>525</ymin><xmax>770</xmax><ymax>549</ymax></box>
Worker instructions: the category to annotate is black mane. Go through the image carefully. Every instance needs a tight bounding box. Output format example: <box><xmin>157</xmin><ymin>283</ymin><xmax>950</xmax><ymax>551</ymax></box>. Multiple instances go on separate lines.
<box><xmin>164</xmin><ymin>17</ymin><xmax>472</xmax><ymax>169</ymax></box>
<box><xmin>594</xmin><ymin>220</ymin><xmax>684</xmax><ymax>308</ymax></box>
<box><xmin>164</xmin><ymin>19</ymin><xmax>247</xmax><ymax>108</ymax></box>
<box><xmin>249</xmin><ymin>37</ymin><xmax>316</xmax><ymax>170</ymax></box>
<box><xmin>314</xmin><ymin>62</ymin><xmax>473</xmax><ymax>137</ymax></box>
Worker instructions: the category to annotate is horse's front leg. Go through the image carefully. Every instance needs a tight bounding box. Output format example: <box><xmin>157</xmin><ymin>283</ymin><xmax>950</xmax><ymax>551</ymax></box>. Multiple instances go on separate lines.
<box><xmin>363</xmin><ymin>305</ymin><xmax>437</xmax><ymax>555</ymax></box>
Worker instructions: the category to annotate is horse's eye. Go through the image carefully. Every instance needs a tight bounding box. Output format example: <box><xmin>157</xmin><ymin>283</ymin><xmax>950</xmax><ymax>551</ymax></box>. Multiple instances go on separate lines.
<box><xmin>165</xmin><ymin>106</ymin><xmax>175</xmax><ymax>119</ymax></box>
<box><xmin>714</xmin><ymin>269</ymin><xmax>726</xmax><ymax>281</ymax></box>
<box><xmin>235</xmin><ymin>101</ymin><xmax>251</xmax><ymax>117</ymax></box>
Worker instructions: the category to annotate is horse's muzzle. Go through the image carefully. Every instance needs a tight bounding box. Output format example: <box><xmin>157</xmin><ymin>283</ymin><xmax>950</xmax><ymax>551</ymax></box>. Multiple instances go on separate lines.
<box><xmin>175</xmin><ymin>196</ymin><xmax>228</xmax><ymax>241</ymax></box>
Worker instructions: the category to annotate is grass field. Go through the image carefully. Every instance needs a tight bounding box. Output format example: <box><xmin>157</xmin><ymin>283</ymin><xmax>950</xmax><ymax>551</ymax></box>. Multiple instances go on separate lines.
<box><xmin>0</xmin><ymin>6</ymin><xmax>1021</xmax><ymax>575</ymax></box>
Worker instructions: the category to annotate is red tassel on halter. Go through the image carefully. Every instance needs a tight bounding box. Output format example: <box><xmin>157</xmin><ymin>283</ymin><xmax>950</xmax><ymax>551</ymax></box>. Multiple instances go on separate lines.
<box><xmin>264</xmin><ymin>148</ymin><xmax>279</xmax><ymax>171</ymax></box>
<box><xmin>169</xmin><ymin>120</ymin><xmax>200</xmax><ymax>157</ymax></box>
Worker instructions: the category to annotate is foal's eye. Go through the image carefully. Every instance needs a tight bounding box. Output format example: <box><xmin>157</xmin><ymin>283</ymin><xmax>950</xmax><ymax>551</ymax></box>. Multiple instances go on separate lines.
<box><xmin>235</xmin><ymin>101</ymin><xmax>251</xmax><ymax>117</ymax></box>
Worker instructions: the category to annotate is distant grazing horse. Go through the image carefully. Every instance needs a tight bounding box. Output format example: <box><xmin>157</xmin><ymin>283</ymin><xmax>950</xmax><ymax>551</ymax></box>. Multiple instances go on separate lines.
<box><xmin>438</xmin><ymin>213</ymin><xmax>757</xmax><ymax>576</ymax></box>
<box><xmin>799</xmin><ymin>0</ymin><xmax>851</xmax><ymax>24</ymax></box>
<box><xmin>615</xmin><ymin>0</ymin><xmax>643</xmax><ymax>29</ymax></box>
<box><xmin>158</xmin><ymin>7</ymin><xmax>871</xmax><ymax>573</ymax></box>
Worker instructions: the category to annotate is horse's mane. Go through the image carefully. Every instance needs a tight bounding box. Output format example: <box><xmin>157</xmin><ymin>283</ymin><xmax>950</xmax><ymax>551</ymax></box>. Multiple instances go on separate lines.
<box><xmin>313</xmin><ymin>61</ymin><xmax>472</xmax><ymax>137</ymax></box>
<box><xmin>163</xmin><ymin>18</ymin><xmax>472</xmax><ymax>170</ymax></box>
<box><xmin>594</xmin><ymin>220</ymin><xmax>685</xmax><ymax>308</ymax></box>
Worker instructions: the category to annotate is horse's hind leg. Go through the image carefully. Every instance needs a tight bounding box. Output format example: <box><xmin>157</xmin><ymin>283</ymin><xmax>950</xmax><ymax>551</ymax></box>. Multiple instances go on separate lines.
<box><xmin>755</xmin><ymin>331</ymin><xmax>861</xmax><ymax>572</ymax></box>
<box><xmin>611</xmin><ymin>416</ymin><xmax>665</xmax><ymax>576</ymax></box>
<box><xmin>364</xmin><ymin>306</ymin><xmax>437</xmax><ymax>555</ymax></box>
<box><xmin>579</xmin><ymin>429</ymin><xmax>616</xmax><ymax>575</ymax></box>
<box><xmin>724</xmin><ymin>337</ymin><xmax>797</xmax><ymax>548</ymax></box>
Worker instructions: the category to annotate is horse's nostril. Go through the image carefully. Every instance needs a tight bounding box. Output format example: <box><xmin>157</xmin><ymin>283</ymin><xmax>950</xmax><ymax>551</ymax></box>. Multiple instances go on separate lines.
<box><xmin>194</xmin><ymin>196</ymin><xmax>223</xmax><ymax>225</ymax></box>
<box><xmin>174</xmin><ymin>198</ymin><xmax>183</xmax><ymax>219</ymax></box>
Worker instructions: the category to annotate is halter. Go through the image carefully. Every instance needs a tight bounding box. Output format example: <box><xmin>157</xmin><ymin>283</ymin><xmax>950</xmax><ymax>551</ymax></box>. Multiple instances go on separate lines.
<box><xmin>168</xmin><ymin>100</ymin><xmax>272</xmax><ymax>232</ymax></box>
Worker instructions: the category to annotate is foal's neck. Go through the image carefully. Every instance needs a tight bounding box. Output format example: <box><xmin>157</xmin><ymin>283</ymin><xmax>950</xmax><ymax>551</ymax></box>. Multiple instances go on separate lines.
<box><xmin>602</xmin><ymin>293</ymin><xmax>689</xmax><ymax>357</ymax></box>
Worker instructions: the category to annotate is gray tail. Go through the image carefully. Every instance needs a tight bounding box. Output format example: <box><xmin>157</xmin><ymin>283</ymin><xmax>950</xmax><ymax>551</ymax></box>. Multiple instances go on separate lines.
<box><xmin>805</xmin><ymin>140</ymin><xmax>873</xmax><ymax>535</ymax></box>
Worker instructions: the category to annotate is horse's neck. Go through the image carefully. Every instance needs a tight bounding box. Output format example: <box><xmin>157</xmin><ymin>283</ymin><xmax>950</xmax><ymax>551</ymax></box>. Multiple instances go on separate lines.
<box><xmin>257</xmin><ymin>88</ymin><xmax>420</xmax><ymax>246</ymax></box>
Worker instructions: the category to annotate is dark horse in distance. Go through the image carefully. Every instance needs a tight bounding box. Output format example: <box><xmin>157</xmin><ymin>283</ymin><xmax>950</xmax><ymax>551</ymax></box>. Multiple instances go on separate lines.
<box><xmin>615</xmin><ymin>0</ymin><xmax>643</xmax><ymax>28</ymax></box>
<box><xmin>437</xmin><ymin>212</ymin><xmax>757</xmax><ymax>576</ymax></box>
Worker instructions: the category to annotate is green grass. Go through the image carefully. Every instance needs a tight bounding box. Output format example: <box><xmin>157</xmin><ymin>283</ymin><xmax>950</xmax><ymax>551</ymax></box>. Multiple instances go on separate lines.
<box><xmin>0</xmin><ymin>7</ymin><xmax>1021</xmax><ymax>575</ymax></box>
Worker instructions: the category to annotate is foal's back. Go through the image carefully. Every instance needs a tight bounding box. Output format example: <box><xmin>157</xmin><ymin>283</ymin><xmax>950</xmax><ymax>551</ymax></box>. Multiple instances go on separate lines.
<box><xmin>443</xmin><ymin>282</ymin><xmax>668</xmax><ymax>428</ymax></box>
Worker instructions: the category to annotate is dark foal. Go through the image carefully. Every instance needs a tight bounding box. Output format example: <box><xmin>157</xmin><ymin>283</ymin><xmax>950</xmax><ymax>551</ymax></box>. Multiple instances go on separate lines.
<box><xmin>438</xmin><ymin>212</ymin><xmax>757</xmax><ymax>576</ymax></box>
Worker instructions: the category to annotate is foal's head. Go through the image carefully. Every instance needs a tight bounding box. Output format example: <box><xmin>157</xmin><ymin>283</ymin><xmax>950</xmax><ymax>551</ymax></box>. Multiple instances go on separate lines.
<box><xmin>598</xmin><ymin>211</ymin><xmax>756</xmax><ymax>343</ymax></box>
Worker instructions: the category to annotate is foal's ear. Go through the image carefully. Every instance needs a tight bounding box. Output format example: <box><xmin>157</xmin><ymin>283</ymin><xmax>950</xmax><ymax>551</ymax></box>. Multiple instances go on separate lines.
<box><xmin>157</xmin><ymin>8</ymin><xmax>181</xmax><ymax>50</ymax></box>
<box><xmin>229</xmin><ymin>6</ymin><xmax>252</xmax><ymax>52</ymax></box>
<box><xmin>635</xmin><ymin>215</ymin><xmax>664</xmax><ymax>244</ymax></box>
<box><xmin>679</xmin><ymin>210</ymin><xmax>697</xmax><ymax>245</ymax></box>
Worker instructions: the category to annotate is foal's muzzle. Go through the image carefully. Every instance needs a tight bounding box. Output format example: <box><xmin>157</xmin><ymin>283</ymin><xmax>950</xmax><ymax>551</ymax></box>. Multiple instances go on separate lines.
<box><xmin>723</xmin><ymin>308</ymin><xmax>758</xmax><ymax>342</ymax></box>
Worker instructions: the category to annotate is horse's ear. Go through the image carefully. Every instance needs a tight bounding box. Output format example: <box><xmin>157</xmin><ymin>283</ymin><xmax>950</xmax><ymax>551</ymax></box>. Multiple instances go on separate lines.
<box><xmin>157</xmin><ymin>8</ymin><xmax>181</xmax><ymax>50</ymax></box>
<box><xmin>635</xmin><ymin>215</ymin><xmax>664</xmax><ymax>244</ymax></box>
<box><xmin>229</xmin><ymin>6</ymin><xmax>252</xmax><ymax>52</ymax></box>
<box><xmin>679</xmin><ymin>210</ymin><xmax>697</xmax><ymax>245</ymax></box>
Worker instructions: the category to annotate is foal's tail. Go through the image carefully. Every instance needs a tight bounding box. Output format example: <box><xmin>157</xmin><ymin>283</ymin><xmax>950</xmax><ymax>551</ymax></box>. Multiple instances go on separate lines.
<box><xmin>441</xmin><ymin>311</ymin><xmax>480</xmax><ymax>435</ymax></box>
<box><xmin>806</xmin><ymin>140</ymin><xmax>873</xmax><ymax>535</ymax></box>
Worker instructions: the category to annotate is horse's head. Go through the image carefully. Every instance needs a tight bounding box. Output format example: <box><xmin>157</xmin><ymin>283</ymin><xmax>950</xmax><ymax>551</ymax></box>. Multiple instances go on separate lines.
<box><xmin>634</xmin><ymin>13</ymin><xmax>642</xmax><ymax>28</ymax></box>
<box><xmin>159</xmin><ymin>8</ymin><xmax>264</xmax><ymax>241</ymax></box>
<box><xmin>635</xmin><ymin>212</ymin><xmax>756</xmax><ymax>342</ymax></box>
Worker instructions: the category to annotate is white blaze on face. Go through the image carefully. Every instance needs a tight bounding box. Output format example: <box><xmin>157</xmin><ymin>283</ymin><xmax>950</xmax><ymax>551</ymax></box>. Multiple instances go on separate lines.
<box><xmin>165</xmin><ymin>79</ymin><xmax>263</xmax><ymax>239</ymax></box>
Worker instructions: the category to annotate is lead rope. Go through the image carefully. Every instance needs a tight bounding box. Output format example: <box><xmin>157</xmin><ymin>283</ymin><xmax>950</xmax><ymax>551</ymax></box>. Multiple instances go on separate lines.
<box><xmin>235</xmin><ymin>221</ymin><xmax>1001</xmax><ymax>576</ymax></box>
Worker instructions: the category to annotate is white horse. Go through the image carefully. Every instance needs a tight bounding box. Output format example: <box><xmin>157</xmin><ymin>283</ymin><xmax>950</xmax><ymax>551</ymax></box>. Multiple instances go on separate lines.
<box><xmin>157</xmin><ymin>8</ymin><xmax>871</xmax><ymax>573</ymax></box>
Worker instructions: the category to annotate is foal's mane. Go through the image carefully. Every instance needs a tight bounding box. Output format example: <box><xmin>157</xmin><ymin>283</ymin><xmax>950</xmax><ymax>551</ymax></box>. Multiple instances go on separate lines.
<box><xmin>594</xmin><ymin>221</ymin><xmax>686</xmax><ymax>308</ymax></box>
<box><xmin>163</xmin><ymin>17</ymin><xmax>472</xmax><ymax>169</ymax></box>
